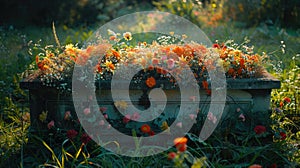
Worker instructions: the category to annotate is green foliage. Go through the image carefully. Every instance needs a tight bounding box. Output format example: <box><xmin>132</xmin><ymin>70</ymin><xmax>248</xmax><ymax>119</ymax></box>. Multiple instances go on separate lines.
<box><xmin>0</xmin><ymin>97</ymin><xmax>30</xmax><ymax>167</ymax></box>
<box><xmin>223</xmin><ymin>0</ymin><xmax>300</xmax><ymax>28</ymax></box>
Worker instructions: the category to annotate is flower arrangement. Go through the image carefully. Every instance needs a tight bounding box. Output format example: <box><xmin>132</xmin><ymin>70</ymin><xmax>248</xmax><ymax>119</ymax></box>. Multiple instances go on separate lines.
<box><xmin>25</xmin><ymin>30</ymin><xmax>265</xmax><ymax>94</ymax></box>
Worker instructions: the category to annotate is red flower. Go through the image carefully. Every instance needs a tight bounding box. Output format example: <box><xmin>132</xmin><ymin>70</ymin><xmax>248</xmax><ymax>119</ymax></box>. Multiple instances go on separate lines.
<box><xmin>249</xmin><ymin>164</ymin><xmax>262</xmax><ymax>168</ymax></box>
<box><xmin>254</xmin><ymin>125</ymin><xmax>266</xmax><ymax>135</ymax></box>
<box><xmin>66</xmin><ymin>129</ymin><xmax>78</xmax><ymax>140</ymax></box>
<box><xmin>47</xmin><ymin>120</ymin><xmax>55</xmax><ymax>129</ymax></box>
<box><xmin>99</xmin><ymin>107</ymin><xmax>107</xmax><ymax>113</ymax></box>
<box><xmin>173</xmin><ymin>137</ymin><xmax>188</xmax><ymax>152</ymax></box>
<box><xmin>268</xmin><ymin>163</ymin><xmax>277</xmax><ymax>168</ymax></box>
<box><xmin>81</xmin><ymin>133</ymin><xmax>92</xmax><ymax>145</ymax></box>
<box><xmin>283</xmin><ymin>97</ymin><xmax>291</xmax><ymax>103</ymax></box>
<box><xmin>123</xmin><ymin>114</ymin><xmax>131</xmax><ymax>123</ymax></box>
<box><xmin>148</xmin><ymin>130</ymin><xmax>155</xmax><ymax>136</ymax></box>
<box><xmin>280</xmin><ymin>132</ymin><xmax>287</xmax><ymax>140</ymax></box>
<box><xmin>64</xmin><ymin>111</ymin><xmax>71</xmax><ymax>120</ymax></box>
<box><xmin>212</xmin><ymin>43</ymin><xmax>220</xmax><ymax>49</ymax></box>
<box><xmin>167</xmin><ymin>152</ymin><xmax>177</xmax><ymax>160</ymax></box>
<box><xmin>202</xmin><ymin>80</ymin><xmax>209</xmax><ymax>90</ymax></box>
<box><xmin>140</xmin><ymin>124</ymin><xmax>151</xmax><ymax>133</ymax></box>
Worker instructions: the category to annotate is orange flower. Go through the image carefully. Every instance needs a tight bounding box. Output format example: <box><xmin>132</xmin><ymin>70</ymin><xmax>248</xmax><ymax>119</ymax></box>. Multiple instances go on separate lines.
<box><xmin>239</xmin><ymin>58</ymin><xmax>245</xmax><ymax>68</ymax></box>
<box><xmin>111</xmin><ymin>49</ymin><xmax>120</xmax><ymax>60</ymax></box>
<box><xmin>140</xmin><ymin>124</ymin><xmax>151</xmax><ymax>133</ymax></box>
<box><xmin>86</xmin><ymin>46</ymin><xmax>94</xmax><ymax>55</ymax></box>
<box><xmin>156</xmin><ymin>67</ymin><xmax>168</xmax><ymax>75</ymax></box>
<box><xmin>173</xmin><ymin>137</ymin><xmax>188</xmax><ymax>152</ymax></box>
<box><xmin>237</xmin><ymin>68</ymin><xmax>242</xmax><ymax>75</ymax></box>
<box><xmin>105</xmin><ymin>61</ymin><xmax>115</xmax><ymax>71</ymax></box>
<box><xmin>279</xmin><ymin>101</ymin><xmax>284</xmax><ymax>107</ymax></box>
<box><xmin>152</xmin><ymin>58</ymin><xmax>159</xmax><ymax>65</ymax></box>
<box><xmin>173</xmin><ymin>46</ymin><xmax>184</xmax><ymax>57</ymax></box>
<box><xmin>146</xmin><ymin>77</ymin><xmax>156</xmax><ymax>88</ymax></box>
<box><xmin>148</xmin><ymin>65</ymin><xmax>154</xmax><ymax>71</ymax></box>
<box><xmin>228</xmin><ymin>68</ymin><xmax>235</xmax><ymax>76</ymax></box>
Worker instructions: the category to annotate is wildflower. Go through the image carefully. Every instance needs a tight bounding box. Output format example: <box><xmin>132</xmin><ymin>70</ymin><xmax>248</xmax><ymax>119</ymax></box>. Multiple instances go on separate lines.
<box><xmin>202</xmin><ymin>80</ymin><xmax>209</xmax><ymax>90</ymax></box>
<box><xmin>167</xmin><ymin>58</ymin><xmax>175</xmax><ymax>69</ymax></box>
<box><xmin>191</xmin><ymin>157</ymin><xmax>207</xmax><ymax>168</ymax></box>
<box><xmin>269</xmin><ymin>163</ymin><xmax>277</xmax><ymax>168</ymax></box>
<box><xmin>115</xmin><ymin>100</ymin><xmax>128</xmax><ymax>110</ymax></box>
<box><xmin>39</xmin><ymin>111</ymin><xmax>48</xmax><ymax>122</ymax></box>
<box><xmin>83</xmin><ymin>108</ymin><xmax>91</xmax><ymax>115</ymax></box>
<box><xmin>66</xmin><ymin>129</ymin><xmax>78</xmax><ymax>140</ymax></box>
<box><xmin>228</xmin><ymin>68</ymin><xmax>235</xmax><ymax>76</ymax></box>
<box><xmin>161</xmin><ymin>121</ymin><xmax>169</xmax><ymax>131</ymax></box>
<box><xmin>189</xmin><ymin>114</ymin><xmax>196</xmax><ymax>120</ymax></box>
<box><xmin>140</xmin><ymin>124</ymin><xmax>151</xmax><ymax>133</ymax></box>
<box><xmin>111</xmin><ymin>49</ymin><xmax>121</xmax><ymax>60</ymax></box>
<box><xmin>238</xmin><ymin>113</ymin><xmax>246</xmax><ymax>122</ymax></box>
<box><xmin>109</xmin><ymin>35</ymin><xmax>116</xmax><ymax>41</ymax></box>
<box><xmin>123</xmin><ymin>32</ymin><xmax>132</xmax><ymax>41</ymax></box>
<box><xmin>152</xmin><ymin>58</ymin><xmax>159</xmax><ymax>65</ymax></box>
<box><xmin>123</xmin><ymin>114</ymin><xmax>131</xmax><ymax>124</ymax></box>
<box><xmin>103</xmin><ymin>113</ymin><xmax>108</xmax><ymax>119</ymax></box>
<box><xmin>167</xmin><ymin>152</ymin><xmax>176</xmax><ymax>160</ymax></box>
<box><xmin>22</xmin><ymin>112</ymin><xmax>30</xmax><ymax>122</ymax></box>
<box><xmin>105</xmin><ymin>60</ymin><xmax>115</xmax><ymax>72</ymax></box>
<box><xmin>213</xmin><ymin>43</ymin><xmax>220</xmax><ymax>49</ymax></box>
<box><xmin>47</xmin><ymin>120</ymin><xmax>55</xmax><ymax>129</ymax></box>
<box><xmin>248</xmin><ymin>164</ymin><xmax>262</xmax><ymax>168</ymax></box>
<box><xmin>99</xmin><ymin>107</ymin><xmax>107</xmax><ymax>113</ymax></box>
<box><xmin>99</xmin><ymin>120</ymin><xmax>105</xmax><ymax>126</ymax></box>
<box><xmin>156</xmin><ymin>67</ymin><xmax>168</xmax><ymax>75</ymax></box>
<box><xmin>283</xmin><ymin>97</ymin><xmax>291</xmax><ymax>103</ymax></box>
<box><xmin>280</xmin><ymin>132</ymin><xmax>287</xmax><ymax>140</ymax></box>
<box><xmin>173</xmin><ymin>46</ymin><xmax>184</xmax><ymax>57</ymax></box>
<box><xmin>207</xmin><ymin>112</ymin><xmax>217</xmax><ymax>124</ymax></box>
<box><xmin>146</xmin><ymin>77</ymin><xmax>156</xmax><ymax>88</ymax></box>
<box><xmin>176</xmin><ymin>122</ymin><xmax>183</xmax><ymax>128</ymax></box>
<box><xmin>81</xmin><ymin>133</ymin><xmax>92</xmax><ymax>145</ymax></box>
<box><xmin>254</xmin><ymin>125</ymin><xmax>266</xmax><ymax>135</ymax></box>
<box><xmin>64</xmin><ymin>111</ymin><xmax>71</xmax><ymax>120</ymax></box>
<box><xmin>148</xmin><ymin>130</ymin><xmax>155</xmax><ymax>136</ymax></box>
<box><xmin>173</xmin><ymin>137</ymin><xmax>188</xmax><ymax>152</ymax></box>
<box><xmin>279</xmin><ymin>101</ymin><xmax>284</xmax><ymax>107</ymax></box>
<box><xmin>131</xmin><ymin>112</ymin><xmax>140</xmax><ymax>121</ymax></box>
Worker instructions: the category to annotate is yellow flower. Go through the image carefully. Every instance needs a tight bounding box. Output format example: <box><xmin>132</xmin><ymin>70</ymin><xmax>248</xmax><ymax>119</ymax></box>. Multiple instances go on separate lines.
<box><xmin>114</xmin><ymin>101</ymin><xmax>128</xmax><ymax>110</ymax></box>
<box><xmin>161</xmin><ymin>121</ymin><xmax>170</xmax><ymax>133</ymax></box>
<box><xmin>105</xmin><ymin>60</ymin><xmax>115</xmax><ymax>72</ymax></box>
<box><xmin>39</xmin><ymin>111</ymin><xmax>48</xmax><ymax>122</ymax></box>
<box><xmin>123</xmin><ymin>32</ymin><xmax>132</xmax><ymax>41</ymax></box>
<box><xmin>191</xmin><ymin>157</ymin><xmax>207</xmax><ymax>168</ymax></box>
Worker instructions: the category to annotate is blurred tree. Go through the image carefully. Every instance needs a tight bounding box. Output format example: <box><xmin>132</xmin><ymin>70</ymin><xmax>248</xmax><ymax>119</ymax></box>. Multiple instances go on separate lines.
<box><xmin>223</xmin><ymin>0</ymin><xmax>300</xmax><ymax>28</ymax></box>
<box><xmin>0</xmin><ymin>0</ymin><xmax>154</xmax><ymax>27</ymax></box>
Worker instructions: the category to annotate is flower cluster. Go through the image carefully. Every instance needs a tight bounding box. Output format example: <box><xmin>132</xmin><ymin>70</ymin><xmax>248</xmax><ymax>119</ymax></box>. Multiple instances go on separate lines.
<box><xmin>26</xmin><ymin>30</ymin><xmax>265</xmax><ymax>93</ymax></box>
